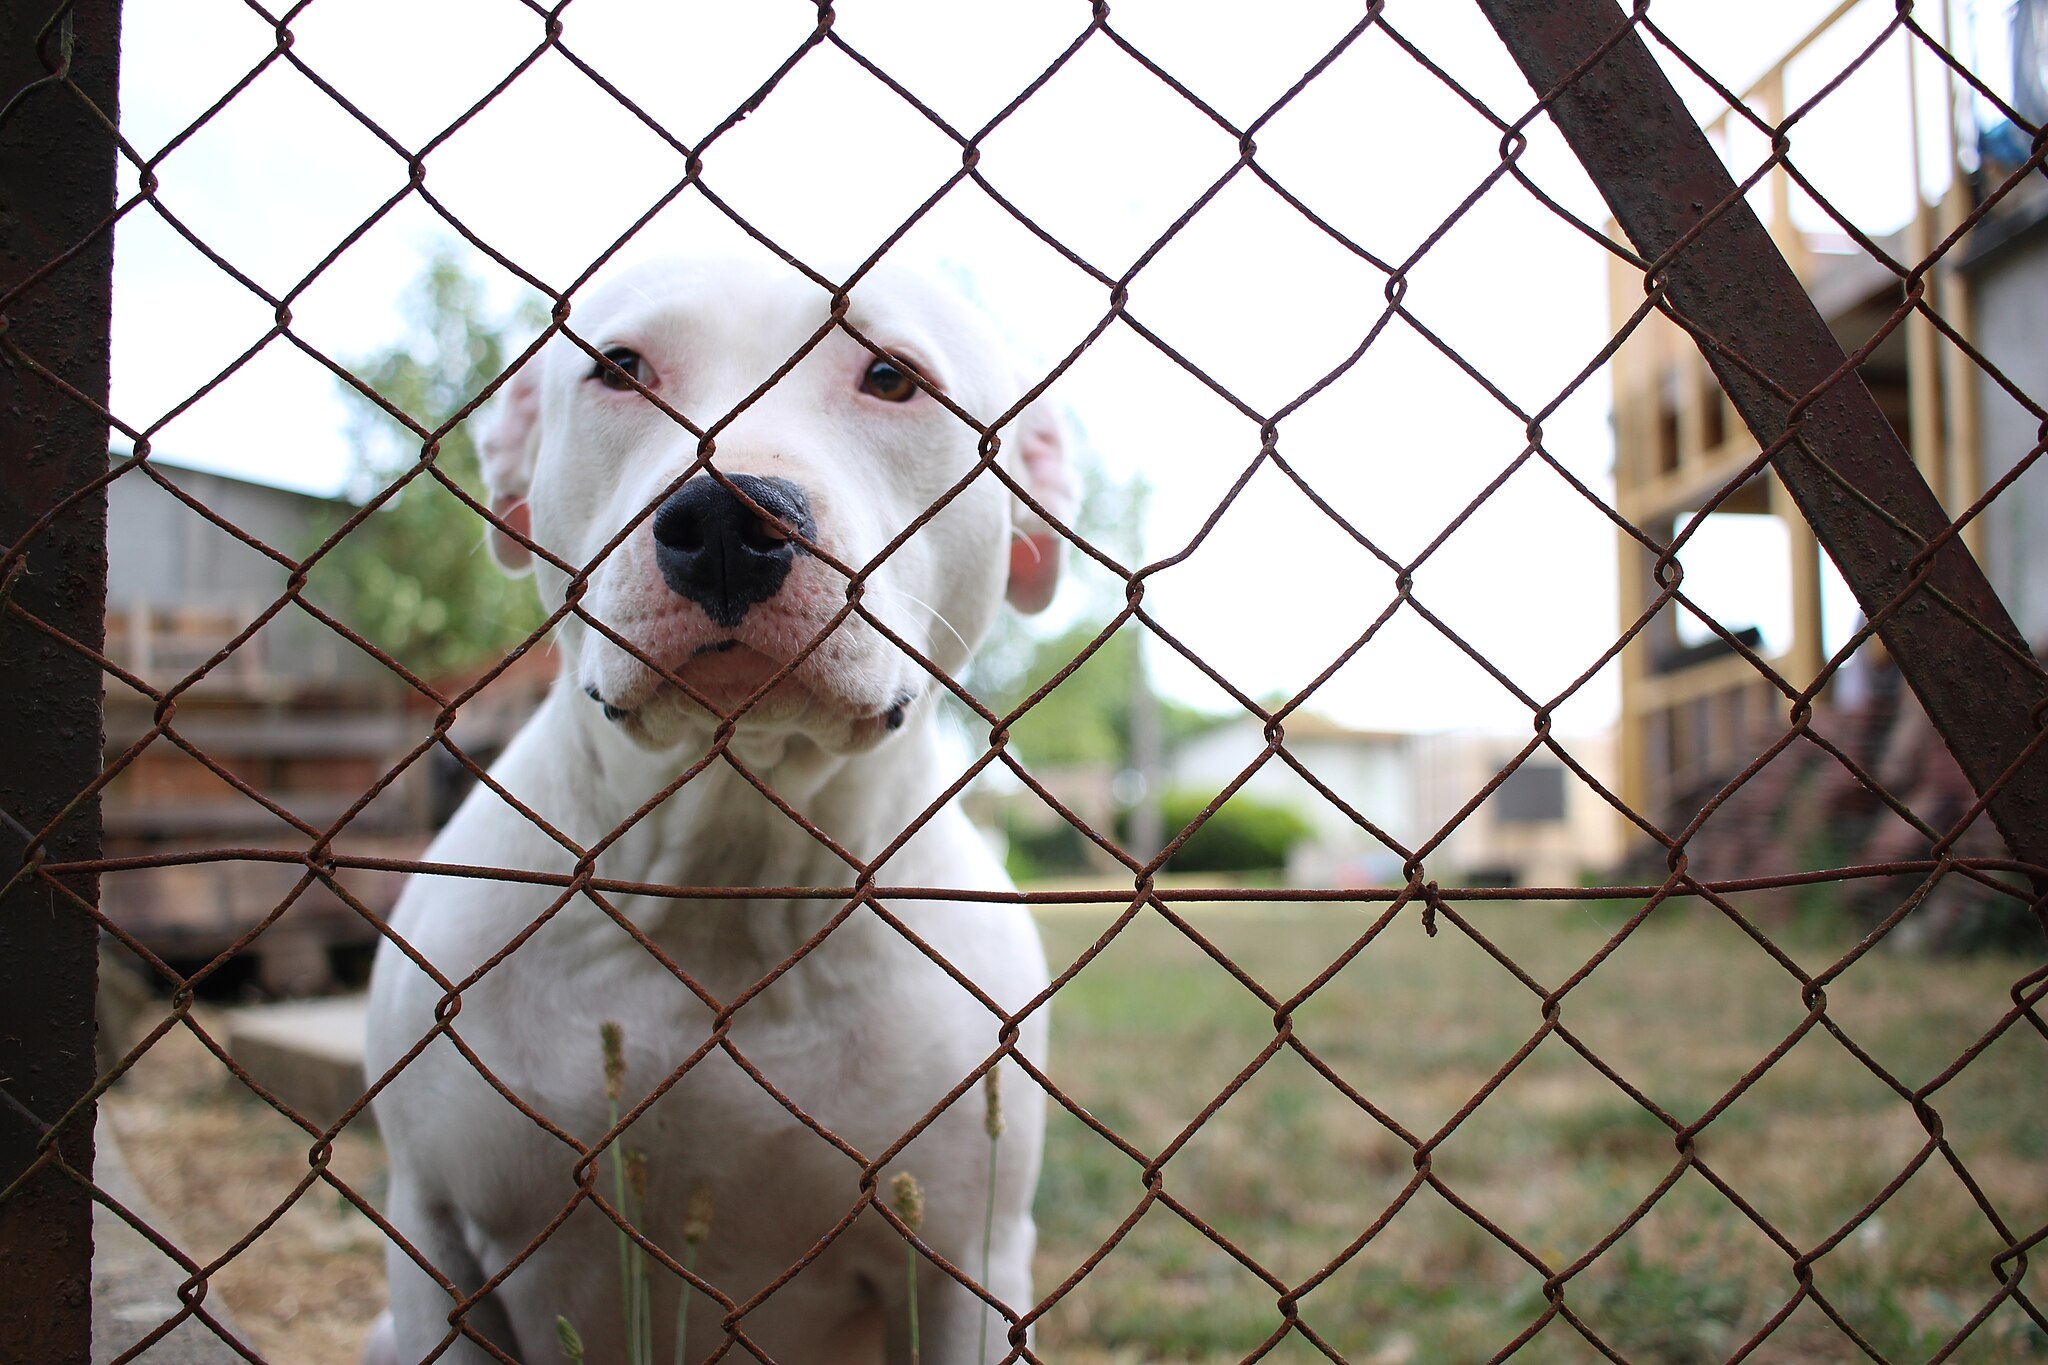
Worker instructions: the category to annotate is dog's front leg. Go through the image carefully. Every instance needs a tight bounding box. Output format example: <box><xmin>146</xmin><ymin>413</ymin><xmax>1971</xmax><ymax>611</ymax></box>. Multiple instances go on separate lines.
<box><xmin>378</xmin><ymin>1170</ymin><xmax>526</xmax><ymax>1365</ymax></box>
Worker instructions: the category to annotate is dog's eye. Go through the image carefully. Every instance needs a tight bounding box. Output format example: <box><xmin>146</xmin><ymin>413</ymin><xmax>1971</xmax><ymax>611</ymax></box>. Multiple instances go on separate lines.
<box><xmin>860</xmin><ymin>358</ymin><xmax>921</xmax><ymax>403</ymax></box>
<box><xmin>592</xmin><ymin>346</ymin><xmax>647</xmax><ymax>391</ymax></box>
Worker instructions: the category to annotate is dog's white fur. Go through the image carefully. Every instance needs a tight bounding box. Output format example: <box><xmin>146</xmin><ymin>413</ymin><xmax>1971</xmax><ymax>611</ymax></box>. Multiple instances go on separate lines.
<box><xmin>362</xmin><ymin>258</ymin><xmax>1071</xmax><ymax>1364</ymax></box>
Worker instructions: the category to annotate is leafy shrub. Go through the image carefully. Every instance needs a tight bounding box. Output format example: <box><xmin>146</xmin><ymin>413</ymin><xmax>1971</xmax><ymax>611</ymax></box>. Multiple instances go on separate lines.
<box><xmin>1150</xmin><ymin>789</ymin><xmax>1314</xmax><ymax>874</ymax></box>
<box><xmin>1003</xmin><ymin>819</ymin><xmax>1095</xmax><ymax>882</ymax></box>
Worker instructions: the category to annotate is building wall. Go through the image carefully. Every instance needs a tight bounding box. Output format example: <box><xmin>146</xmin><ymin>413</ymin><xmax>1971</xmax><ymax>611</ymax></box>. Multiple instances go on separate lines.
<box><xmin>107</xmin><ymin>463</ymin><xmax>327</xmax><ymax>605</ymax></box>
<box><xmin>1411</xmin><ymin>730</ymin><xmax>1625</xmax><ymax>890</ymax></box>
<box><xmin>1966</xmin><ymin>204</ymin><xmax>2048</xmax><ymax>647</ymax></box>
<box><xmin>105</xmin><ymin>460</ymin><xmax>380</xmax><ymax>682</ymax></box>
<box><xmin>99</xmin><ymin>462</ymin><xmax>431</xmax><ymax>988</ymax></box>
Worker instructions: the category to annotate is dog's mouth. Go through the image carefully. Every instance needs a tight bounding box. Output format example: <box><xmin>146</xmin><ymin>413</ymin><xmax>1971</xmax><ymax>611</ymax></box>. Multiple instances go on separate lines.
<box><xmin>585</xmin><ymin>639</ymin><xmax>781</xmax><ymax>713</ymax></box>
<box><xmin>584</xmin><ymin>637</ymin><xmax>920</xmax><ymax>740</ymax></box>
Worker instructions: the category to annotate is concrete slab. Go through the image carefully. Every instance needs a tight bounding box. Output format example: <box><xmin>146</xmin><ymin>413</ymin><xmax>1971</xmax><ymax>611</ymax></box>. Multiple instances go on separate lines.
<box><xmin>222</xmin><ymin>995</ymin><xmax>374</xmax><ymax>1135</ymax></box>
<box><xmin>92</xmin><ymin>1121</ymin><xmax>245</xmax><ymax>1365</ymax></box>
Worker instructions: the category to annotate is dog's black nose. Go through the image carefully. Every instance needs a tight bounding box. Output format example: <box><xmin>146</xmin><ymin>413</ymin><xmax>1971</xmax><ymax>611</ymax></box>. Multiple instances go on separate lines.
<box><xmin>651</xmin><ymin>475</ymin><xmax>815</xmax><ymax>627</ymax></box>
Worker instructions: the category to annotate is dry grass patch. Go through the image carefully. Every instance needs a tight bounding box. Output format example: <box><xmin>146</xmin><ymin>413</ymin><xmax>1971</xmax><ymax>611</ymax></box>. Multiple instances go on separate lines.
<box><xmin>100</xmin><ymin>1008</ymin><xmax>387</xmax><ymax>1365</ymax></box>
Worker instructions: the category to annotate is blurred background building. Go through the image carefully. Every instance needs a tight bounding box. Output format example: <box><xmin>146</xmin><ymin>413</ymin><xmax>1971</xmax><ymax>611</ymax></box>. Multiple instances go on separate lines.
<box><xmin>102</xmin><ymin>464</ymin><xmax>549</xmax><ymax>992</ymax></box>
<box><xmin>1605</xmin><ymin>0</ymin><xmax>2046</xmax><ymax>942</ymax></box>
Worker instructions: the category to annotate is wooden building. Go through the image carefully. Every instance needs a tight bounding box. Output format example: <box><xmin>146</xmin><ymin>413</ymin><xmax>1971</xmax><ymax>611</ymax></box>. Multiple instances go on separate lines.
<box><xmin>1608</xmin><ymin>0</ymin><xmax>2048</xmax><ymax>829</ymax></box>
<box><xmin>102</xmin><ymin>462</ymin><xmax>549</xmax><ymax>992</ymax></box>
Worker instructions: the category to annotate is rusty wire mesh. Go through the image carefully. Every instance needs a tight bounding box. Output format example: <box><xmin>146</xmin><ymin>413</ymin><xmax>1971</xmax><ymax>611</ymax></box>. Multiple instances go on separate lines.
<box><xmin>4</xmin><ymin>0</ymin><xmax>2048</xmax><ymax>1362</ymax></box>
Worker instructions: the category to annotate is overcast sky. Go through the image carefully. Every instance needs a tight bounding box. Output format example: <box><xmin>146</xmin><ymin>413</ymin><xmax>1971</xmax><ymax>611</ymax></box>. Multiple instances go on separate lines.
<box><xmin>109</xmin><ymin>0</ymin><xmax>1957</xmax><ymax>732</ymax></box>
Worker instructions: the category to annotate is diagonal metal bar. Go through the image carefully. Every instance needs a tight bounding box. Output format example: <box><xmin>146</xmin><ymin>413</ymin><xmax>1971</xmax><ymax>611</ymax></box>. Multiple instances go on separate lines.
<box><xmin>1478</xmin><ymin>0</ymin><xmax>2048</xmax><ymax>884</ymax></box>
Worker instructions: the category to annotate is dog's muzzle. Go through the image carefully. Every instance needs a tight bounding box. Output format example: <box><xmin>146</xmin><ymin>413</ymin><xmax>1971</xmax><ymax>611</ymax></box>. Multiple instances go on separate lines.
<box><xmin>652</xmin><ymin>475</ymin><xmax>815</xmax><ymax>627</ymax></box>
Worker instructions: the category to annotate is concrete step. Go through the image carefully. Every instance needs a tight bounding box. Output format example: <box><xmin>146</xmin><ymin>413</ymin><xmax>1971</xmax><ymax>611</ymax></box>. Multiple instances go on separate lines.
<box><xmin>222</xmin><ymin>995</ymin><xmax>375</xmax><ymax>1135</ymax></box>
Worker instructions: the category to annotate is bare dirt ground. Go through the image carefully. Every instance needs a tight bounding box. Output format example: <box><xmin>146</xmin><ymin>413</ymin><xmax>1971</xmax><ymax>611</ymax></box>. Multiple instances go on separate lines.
<box><xmin>99</xmin><ymin>1006</ymin><xmax>387</xmax><ymax>1365</ymax></box>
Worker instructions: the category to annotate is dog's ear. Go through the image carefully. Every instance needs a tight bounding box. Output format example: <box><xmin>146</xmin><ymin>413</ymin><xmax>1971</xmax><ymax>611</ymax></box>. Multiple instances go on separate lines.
<box><xmin>477</xmin><ymin>360</ymin><xmax>543</xmax><ymax>574</ymax></box>
<box><xmin>1005</xmin><ymin>395</ymin><xmax>1076</xmax><ymax>615</ymax></box>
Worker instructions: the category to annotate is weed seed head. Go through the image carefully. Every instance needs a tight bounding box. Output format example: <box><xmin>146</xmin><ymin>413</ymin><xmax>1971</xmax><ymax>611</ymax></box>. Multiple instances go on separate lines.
<box><xmin>600</xmin><ymin>1020</ymin><xmax>626</xmax><ymax>1102</ymax></box>
<box><xmin>983</xmin><ymin>1067</ymin><xmax>1005</xmax><ymax>1139</ymax></box>
<box><xmin>555</xmin><ymin>1314</ymin><xmax>585</xmax><ymax>1363</ymax></box>
<box><xmin>890</xmin><ymin>1171</ymin><xmax>925</xmax><ymax>1234</ymax></box>
<box><xmin>684</xmin><ymin>1180</ymin><xmax>715</xmax><ymax>1245</ymax></box>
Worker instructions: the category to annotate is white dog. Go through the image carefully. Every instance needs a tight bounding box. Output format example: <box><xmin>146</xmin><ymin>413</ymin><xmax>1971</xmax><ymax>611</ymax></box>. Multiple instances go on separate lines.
<box><xmin>362</xmin><ymin>258</ymin><xmax>1071</xmax><ymax>1365</ymax></box>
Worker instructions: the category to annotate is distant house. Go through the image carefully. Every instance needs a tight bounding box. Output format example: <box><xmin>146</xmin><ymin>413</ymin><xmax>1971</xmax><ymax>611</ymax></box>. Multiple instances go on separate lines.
<box><xmin>1164</xmin><ymin>712</ymin><xmax>1623</xmax><ymax>889</ymax></box>
<box><xmin>1163</xmin><ymin>713</ymin><xmax>1412</xmax><ymax>885</ymax></box>
<box><xmin>1407</xmin><ymin>729</ymin><xmax>1625</xmax><ymax>890</ymax></box>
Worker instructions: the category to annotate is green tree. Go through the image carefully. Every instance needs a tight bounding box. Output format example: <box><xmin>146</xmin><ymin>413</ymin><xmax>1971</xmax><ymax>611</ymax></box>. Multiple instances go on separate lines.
<box><xmin>970</xmin><ymin>465</ymin><xmax>1222</xmax><ymax>763</ymax></box>
<box><xmin>308</xmin><ymin>251</ymin><xmax>545</xmax><ymax>679</ymax></box>
<box><xmin>991</xmin><ymin>621</ymin><xmax>1215</xmax><ymax>768</ymax></box>
<box><xmin>959</xmin><ymin>452</ymin><xmax>1143</xmax><ymax>709</ymax></box>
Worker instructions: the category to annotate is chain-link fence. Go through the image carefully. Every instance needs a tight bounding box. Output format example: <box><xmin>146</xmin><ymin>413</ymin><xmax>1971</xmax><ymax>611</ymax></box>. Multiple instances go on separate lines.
<box><xmin>5</xmin><ymin>1</ymin><xmax>2047</xmax><ymax>1361</ymax></box>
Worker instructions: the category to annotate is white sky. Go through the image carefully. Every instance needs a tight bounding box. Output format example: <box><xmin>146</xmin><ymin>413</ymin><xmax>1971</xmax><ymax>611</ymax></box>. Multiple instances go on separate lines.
<box><xmin>110</xmin><ymin>0</ymin><xmax>1957</xmax><ymax>733</ymax></box>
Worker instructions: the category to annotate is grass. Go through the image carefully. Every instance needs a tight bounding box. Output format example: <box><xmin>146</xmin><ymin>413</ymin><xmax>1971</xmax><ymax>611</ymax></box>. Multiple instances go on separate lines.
<box><xmin>1027</xmin><ymin>897</ymin><xmax>2048</xmax><ymax>1363</ymax></box>
<box><xmin>96</xmin><ymin>899</ymin><xmax>2047</xmax><ymax>1364</ymax></box>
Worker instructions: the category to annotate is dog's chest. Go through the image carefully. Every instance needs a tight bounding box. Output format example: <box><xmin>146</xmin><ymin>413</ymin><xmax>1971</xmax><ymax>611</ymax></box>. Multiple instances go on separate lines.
<box><xmin>611</xmin><ymin>840</ymin><xmax>872</xmax><ymax>1013</ymax></box>
<box><xmin>424</xmin><ymin>932</ymin><xmax>892</xmax><ymax>1221</ymax></box>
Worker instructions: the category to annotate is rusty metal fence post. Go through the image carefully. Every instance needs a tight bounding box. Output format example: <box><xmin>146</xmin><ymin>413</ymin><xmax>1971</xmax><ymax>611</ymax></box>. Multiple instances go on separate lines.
<box><xmin>0</xmin><ymin>1</ymin><xmax>121</xmax><ymax>1359</ymax></box>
